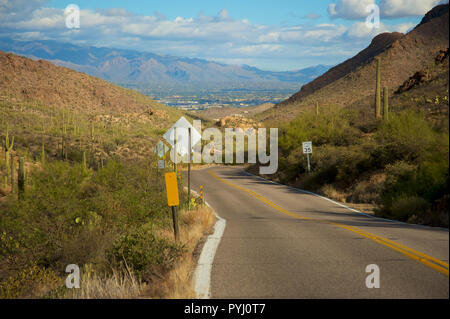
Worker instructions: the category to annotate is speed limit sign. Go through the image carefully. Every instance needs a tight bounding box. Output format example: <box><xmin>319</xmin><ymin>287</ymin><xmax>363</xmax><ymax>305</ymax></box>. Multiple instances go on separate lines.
<box><xmin>302</xmin><ymin>141</ymin><xmax>312</xmax><ymax>154</ymax></box>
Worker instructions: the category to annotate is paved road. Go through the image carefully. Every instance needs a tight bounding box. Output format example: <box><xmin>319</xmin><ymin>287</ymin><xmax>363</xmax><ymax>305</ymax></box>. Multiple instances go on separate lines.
<box><xmin>188</xmin><ymin>166</ymin><xmax>449</xmax><ymax>298</ymax></box>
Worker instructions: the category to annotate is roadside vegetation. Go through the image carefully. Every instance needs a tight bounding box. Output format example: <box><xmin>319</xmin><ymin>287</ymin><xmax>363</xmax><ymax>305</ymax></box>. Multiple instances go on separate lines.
<box><xmin>248</xmin><ymin>49</ymin><xmax>449</xmax><ymax>228</ymax></box>
<box><xmin>251</xmin><ymin>106</ymin><xmax>449</xmax><ymax>227</ymax></box>
<box><xmin>0</xmin><ymin>96</ymin><xmax>214</xmax><ymax>299</ymax></box>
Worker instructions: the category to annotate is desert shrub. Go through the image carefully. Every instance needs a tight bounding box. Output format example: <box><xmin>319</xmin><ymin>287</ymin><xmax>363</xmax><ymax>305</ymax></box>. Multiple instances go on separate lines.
<box><xmin>0</xmin><ymin>161</ymin><xmax>92</xmax><ymax>270</ymax></box>
<box><xmin>320</xmin><ymin>184</ymin><xmax>347</xmax><ymax>202</ymax></box>
<box><xmin>101</xmin><ymin>141</ymin><xmax>117</xmax><ymax>154</ymax></box>
<box><xmin>389</xmin><ymin>196</ymin><xmax>430</xmax><ymax>222</ymax></box>
<box><xmin>351</xmin><ymin>178</ymin><xmax>384</xmax><ymax>204</ymax></box>
<box><xmin>279</xmin><ymin>108</ymin><xmax>358</xmax><ymax>154</ymax></box>
<box><xmin>300</xmin><ymin>145</ymin><xmax>372</xmax><ymax>189</ymax></box>
<box><xmin>0</xmin><ymin>265</ymin><xmax>63</xmax><ymax>299</ymax></box>
<box><xmin>114</xmin><ymin>135</ymin><xmax>128</xmax><ymax>146</ymax></box>
<box><xmin>382</xmin><ymin>159</ymin><xmax>448</xmax><ymax>205</ymax></box>
<box><xmin>108</xmin><ymin>225</ymin><xmax>184</xmax><ymax>280</ymax></box>
<box><xmin>0</xmin><ymin>157</ymin><xmax>177</xmax><ymax>287</ymax></box>
<box><xmin>378</xmin><ymin>157</ymin><xmax>448</xmax><ymax>226</ymax></box>
<box><xmin>375</xmin><ymin>110</ymin><xmax>442</xmax><ymax>163</ymax></box>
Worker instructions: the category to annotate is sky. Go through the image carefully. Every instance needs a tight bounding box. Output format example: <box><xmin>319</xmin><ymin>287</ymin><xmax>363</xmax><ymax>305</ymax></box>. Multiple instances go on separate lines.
<box><xmin>0</xmin><ymin>0</ymin><xmax>448</xmax><ymax>71</ymax></box>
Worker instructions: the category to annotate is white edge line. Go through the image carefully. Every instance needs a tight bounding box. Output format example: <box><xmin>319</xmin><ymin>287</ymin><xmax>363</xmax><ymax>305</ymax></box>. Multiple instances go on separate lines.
<box><xmin>187</xmin><ymin>187</ymin><xmax>226</xmax><ymax>299</ymax></box>
<box><xmin>242</xmin><ymin>170</ymin><xmax>449</xmax><ymax>231</ymax></box>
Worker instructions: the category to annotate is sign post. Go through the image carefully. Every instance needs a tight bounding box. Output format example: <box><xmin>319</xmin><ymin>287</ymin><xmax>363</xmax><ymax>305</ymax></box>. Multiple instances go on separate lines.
<box><xmin>154</xmin><ymin>141</ymin><xmax>169</xmax><ymax>190</ymax></box>
<box><xmin>165</xmin><ymin>172</ymin><xmax>180</xmax><ymax>241</ymax></box>
<box><xmin>302</xmin><ymin>141</ymin><xmax>312</xmax><ymax>173</ymax></box>
<box><xmin>188</xmin><ymin>127</ymin><xmax>191</xmax><ymax>208</ymax></box>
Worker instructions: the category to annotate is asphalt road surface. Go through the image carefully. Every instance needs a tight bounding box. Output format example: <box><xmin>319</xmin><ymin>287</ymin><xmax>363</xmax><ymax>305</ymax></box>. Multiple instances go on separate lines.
<box><xmin>187</xmin><ymin>166</ymin><xmax>449</xmax><ymax>299</ymax></box>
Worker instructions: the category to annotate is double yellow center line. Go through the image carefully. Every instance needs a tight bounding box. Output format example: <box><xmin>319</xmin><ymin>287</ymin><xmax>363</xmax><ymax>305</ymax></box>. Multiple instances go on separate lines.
<box><xmin>208</xmin><ymin>170</ymin><xmax>449</xmax><ymax>276</ymax></box>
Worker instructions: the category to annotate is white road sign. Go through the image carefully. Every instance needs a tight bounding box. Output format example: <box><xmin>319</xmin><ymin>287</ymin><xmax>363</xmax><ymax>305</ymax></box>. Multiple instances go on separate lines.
<box><xmin>302</xmin><ymin>141</ymin><xmax>312</xmax><ymax>154</ymax></box>
<box><xmin>163</xmin><ymin>117</ymin><xmax>201</xmax><ymax>156</ymax></box>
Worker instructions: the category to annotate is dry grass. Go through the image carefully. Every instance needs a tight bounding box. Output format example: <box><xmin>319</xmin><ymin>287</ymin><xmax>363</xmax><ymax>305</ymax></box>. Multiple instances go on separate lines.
<box><xmin>144</xmin><ymin>206</ymin><xmax>215</xmax><ymax>299</ymax></box>
<box><xmin>65</xmin><ymin>205</ymin><xmax>215</xmax><ymax>299</ymax></box>
<box><xmin>320</xmin><ymin>184</ymin><xmax>348</xmax><ymax>203</ymax></box>
<box><xmin>67</xmin><ymin>266</ymin><xmax>144</xmax><ymax>299</ymax></box>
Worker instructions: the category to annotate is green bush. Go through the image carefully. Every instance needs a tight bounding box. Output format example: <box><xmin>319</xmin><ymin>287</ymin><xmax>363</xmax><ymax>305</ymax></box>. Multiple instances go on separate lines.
<box><xmin>109</xmin><ymin>225</ymin><xmax>184</xmax><ymax>280</ymax></box>
<box><xmin>390</xmin><ymin>196</ymin><xmax>430</xmax><ymax>221</ymax></box>
<box><xmin>0</xmin><ymin>265</ymin><xmax>63</xmax><ymax>299</ymax></box>
<box><xmin>376</xmin><ymin>110</ymin><xmax>443</xmax><ymax>163</ymax></box>
<box><xmin>275</xmin><ymin>108</ymin><xmax>449</xmax><ymax>227</ymax></box>
<box><xmin>279</xmin><ymin>108</ymin><xmax>359</xmax><ymax>155</ymax></box>
<box><xmin>0</xmin><ymin>157</ymin><xmax>176</xmax><ymax>285</ymax></box>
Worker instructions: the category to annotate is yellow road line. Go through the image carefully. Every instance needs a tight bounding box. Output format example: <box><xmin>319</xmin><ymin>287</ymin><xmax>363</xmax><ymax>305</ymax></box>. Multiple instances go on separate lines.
<box><xmin>208</xmin><ymin>170</ymin><xmax>449</xmax><ymax>276</ymax></box>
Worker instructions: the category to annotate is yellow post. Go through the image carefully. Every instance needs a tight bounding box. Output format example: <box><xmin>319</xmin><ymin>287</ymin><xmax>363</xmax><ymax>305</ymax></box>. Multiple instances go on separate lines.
<box><xmin>165</xmin><ymin>172</ymin><xmax>180</xmax><ymax>241</ymax></box>
<box><xmin>200</xmin><ymin>185</ymin><xmax>204</xmax><ymax>203</ymax></box>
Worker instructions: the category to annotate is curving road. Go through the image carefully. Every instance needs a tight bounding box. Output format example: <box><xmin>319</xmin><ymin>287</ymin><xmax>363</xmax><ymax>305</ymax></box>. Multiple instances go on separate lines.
<box><xmin>188</xmin><ymin>166</ymin><xmax>449</xmax><ymax>299</ymax></box>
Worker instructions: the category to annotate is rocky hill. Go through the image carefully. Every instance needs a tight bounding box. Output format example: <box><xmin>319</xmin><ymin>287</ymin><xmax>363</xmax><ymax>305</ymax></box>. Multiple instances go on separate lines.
<box><xmin>261</xmin><ymin>4</ymin><xmax>449</xmax><ymax>124</ymax></box>
<box><xmin>0</xmin><ymin>50</ymin><xmax>179</xmax><ymax>121</ymax></box>
<box><xmin>278</xmin><ymin>32</ymin><xmax>404</xmax><ymax>106</ymax></box>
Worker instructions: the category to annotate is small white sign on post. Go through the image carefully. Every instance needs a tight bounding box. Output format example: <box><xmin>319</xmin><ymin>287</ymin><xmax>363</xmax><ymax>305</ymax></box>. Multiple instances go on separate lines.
<box><xmin>154</xmin><ymin>141</ymin><xmax>169</xmax><ymax>159</ymax></box>
<box><xmin>302</xmin><ymin>141</ymin><xmax>312</xmax><ymax>154</ymax></box>
<box><xmin>158</xmin><ymin>159</ymin><xmax>165</xmax><ymax>169</ymax></box>
<box><xmin>302</xmin><ymin>141</ymin><xmax>312</xmax><ymax>173</ymax></box>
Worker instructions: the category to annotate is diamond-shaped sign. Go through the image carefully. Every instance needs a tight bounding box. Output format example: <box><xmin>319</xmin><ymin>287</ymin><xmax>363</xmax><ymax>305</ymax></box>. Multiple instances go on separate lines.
<box><xmin>163</xmin><ymin>117</ymin><xmax>201</xmax><ymax>156</ymax></box>
<box><xmin>154</xmin><ymin>141</ymin><xmax>170</xmax><ymax>158</ymax></box>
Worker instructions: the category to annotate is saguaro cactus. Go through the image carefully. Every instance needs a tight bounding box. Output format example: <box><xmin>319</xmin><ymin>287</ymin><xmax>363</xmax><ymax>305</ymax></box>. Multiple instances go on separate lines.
<box><xmin>82</xmin><ymin>151</ymin><xmax>87</xmax><ymax>172</ymax></box>
<box><xmin>383</xmin><ymin>87</ymin><xmax>389</xmax><ymax>121</ymax></box>
<box><xmin>90</xmin><ymin>121</ymin><xmax>95</xmax><ymax>141</ymax></box>
<box><xmin>315</xmin><ymin>101</ymin><xmax>319</xmax><ymax>116</ymax></box>
<box><xmin>10</xmin><ymin>154</ymin><xmax>15</xmax><ymax>193</ymax></box>
<box><xmin>375</xmin><ymin>58</ymin><xmax>382</xmax><ymax>119</ymax></box>
<box><xmin>18</xmin><ymin>157</ymin><xmax>25</xmax><ymax>198</ymax></box>
<box><xmin>4</xmin><ymin>126</ymin><xmax>14</xmax><ymax>167</ymax></box>
<box><xmin>61</xmin><ymin>137</ymin><xmax>65</xmax><ymax>159</ymax></box>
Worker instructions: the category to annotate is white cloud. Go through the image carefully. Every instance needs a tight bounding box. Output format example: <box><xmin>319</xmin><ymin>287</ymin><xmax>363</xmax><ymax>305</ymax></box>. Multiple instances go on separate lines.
<box><xmin>0</xmin><ymin>0</ymin><xmax>47</xmax><ymax>22</ymax></box>
<box><xmin>258</xmin><ymin>32</ymin><xmax>280</xmax><ymax>43</ymax></box>
<box><xmin>0</xmin><ymin>1</ymin><xmax>429</xmax><ymax>71</ymax></box>
<box><xmin>328</xmin><ymin>0</ymin><xmax>375</xmax><ymax>19</ymax></box>
<box><xmin>392</xmin><ymin>22</ymin><xmax>416</xmax><ymax>33</ymax></box>
<box><xmin>329</xmin><ymin>0</ymin><xmax>448</xmax><ymax>20</ymax></box>
<box><xmin>96</xmin><ymin>8</ymin><xmax>134</xmax><ymax>17</ymax></box>
<box><xmin>380</xmin><ymin>0</ymin><xmax>447</xmax><ymax>18</ymax></box>
<box><xmin>344</xmin><ymin>21</ymin><xmax>389</xmax><ymax>38</ymax></box>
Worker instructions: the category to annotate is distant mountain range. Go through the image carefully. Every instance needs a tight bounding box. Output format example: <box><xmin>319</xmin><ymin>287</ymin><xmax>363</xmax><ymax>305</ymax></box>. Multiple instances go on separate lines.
<box><xmin>0</xmin><ymin>38</ymin><xmax>330</xmax><ymax>90</ymax></box>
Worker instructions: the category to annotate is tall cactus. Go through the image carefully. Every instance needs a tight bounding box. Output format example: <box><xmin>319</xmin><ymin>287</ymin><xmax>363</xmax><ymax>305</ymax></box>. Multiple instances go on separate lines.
<box><xmin>61</xmin><ymin>137</ymin><xmax>65</xmax><ymax>159</ymax></box>
<box><xmin>18</xmin><ymin>157</ymin><xmax>25</xmax><ymax>199</ymax></box>
<box><xmin>90</xmin><ymin>121</ymin><xmax>95</xmax><ymax>141</ymax></box>
<box><xmin>4</xmin><ymin>126</ymin><xmax>14</xmax><ymax>167</ymax></box>
<box><xmin>383</xmin><ymin>87</ymin><xmax>389</xmax><ymax>121</ymax></box>
<box><xmin>82</xmin><ymin>151</ymin><xmax>87</xmax><ymax>173</ymax></box>
<box><xmin>315</xmin><ymin>101</ymin><xmax>319</xmax><ymax>116</ymax></box>
<box><xmin>375</xmin><ymin>58</ymin><xmax>382</xmax><ymax>119</ymax></box>
<box><xmin>10</xmin><ymin>154</ymin><xmax>15</xmax><ymax>194</ymax></box>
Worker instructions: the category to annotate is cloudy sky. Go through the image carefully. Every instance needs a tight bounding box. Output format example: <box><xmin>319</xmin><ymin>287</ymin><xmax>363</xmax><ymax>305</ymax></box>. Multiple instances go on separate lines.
<box><xmin>0</xmin><ymin>0</ymin><xmax>448</xmax><ymax>70</ymax></box>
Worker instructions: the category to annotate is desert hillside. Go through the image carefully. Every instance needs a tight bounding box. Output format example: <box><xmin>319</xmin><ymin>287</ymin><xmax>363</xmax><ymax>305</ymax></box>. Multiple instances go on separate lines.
<box><xmin>0</xmin><ymin>50</ymin><xmax>177</xmax><ymax>119</ymax></box>
<box><xmin>258</xmin><ymin>4</ymin><xmax>449</xmax><ymax>124</ymax></box>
